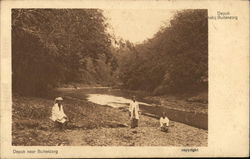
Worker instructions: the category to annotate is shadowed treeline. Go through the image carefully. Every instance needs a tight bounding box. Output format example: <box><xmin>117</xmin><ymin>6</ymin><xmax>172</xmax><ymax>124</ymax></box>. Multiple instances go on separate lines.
<box><xmin>114</xmin><ymin>9</ymin><xmax>208</xmax><ymax>95</ymax></box>
<box><xmin>12</xmin><ymin>9</ymin><xmax>208</xmax><ymax>98</ymax></box>
<box><xmin>12</xmin><ymin>9</ymin><xmax>118</xmax><ymax>96</ymax></box>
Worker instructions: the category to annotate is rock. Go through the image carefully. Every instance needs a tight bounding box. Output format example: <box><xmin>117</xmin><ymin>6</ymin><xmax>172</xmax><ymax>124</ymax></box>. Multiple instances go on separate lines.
<box><xmin>15</xmin><ymin>120</ymin><xmax>39</xmax><ymax>129</ymax></box>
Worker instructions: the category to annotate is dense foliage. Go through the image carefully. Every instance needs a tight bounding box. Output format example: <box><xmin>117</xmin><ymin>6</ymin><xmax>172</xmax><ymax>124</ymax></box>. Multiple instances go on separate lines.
<box><xmin>12</xmin><ymin>9</ymin><xmax>117</xmax><ymax>95</ymax></box>
<box><xmin>12</xmin><ymin>9</ymin><xmax>208</xmax><ymax>96</ymax></box>
<box><xmin>116</xmin><ymin>10</ymin><xmax>208</xmax><ymax>94</ymax></box>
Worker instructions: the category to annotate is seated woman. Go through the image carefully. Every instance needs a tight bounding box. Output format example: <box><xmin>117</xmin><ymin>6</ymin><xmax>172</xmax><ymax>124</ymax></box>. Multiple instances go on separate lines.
<box><xmin>160</xmin><ymin>112</ymin><xmax>169</xmax><ymax>132</ymax></box>
<box><xmin>50</xmin><ymin>97</ymin><xmax>68</xmax><ymax>130</ymax></box>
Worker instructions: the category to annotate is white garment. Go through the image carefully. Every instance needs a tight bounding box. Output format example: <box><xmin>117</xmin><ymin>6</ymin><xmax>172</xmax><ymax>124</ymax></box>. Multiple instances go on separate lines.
<box><xmin>50</xmin><ymin>103</ymin><xmax>67</xmax><ymax>123</ymax></box>
<box><xmin>160</xmin><ymin>117</ymin><xmax>169</xmax><ymax>127</ymax></box>
<box><xmin>129</xmin><ymin>101</ymin><xmax>140</xmax><ymax>119</ymax></box>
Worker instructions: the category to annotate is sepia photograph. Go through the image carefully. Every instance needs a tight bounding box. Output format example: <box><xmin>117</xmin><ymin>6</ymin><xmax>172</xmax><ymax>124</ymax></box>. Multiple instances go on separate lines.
<box><xmin>11</xmin><ymin>8</ymin><xmax>208</xmax><ymax>146</ymax></box>
<box><xmin>0</xmin><ymin>0</ymin><xmax>249</xmax><ymax>158</ymax></box>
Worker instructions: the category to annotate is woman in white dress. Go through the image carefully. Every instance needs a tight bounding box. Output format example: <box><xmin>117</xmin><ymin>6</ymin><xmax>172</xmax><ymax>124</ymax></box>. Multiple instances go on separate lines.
<box><xmin>50</xmin><ymin>97</ymin><xmax>68</xmax><ymax>129</ymax></box>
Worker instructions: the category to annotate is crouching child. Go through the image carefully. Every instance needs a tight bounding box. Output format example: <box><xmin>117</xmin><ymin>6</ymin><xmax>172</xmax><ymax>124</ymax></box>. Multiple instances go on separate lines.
<box><xmin>160</xmin><ymin>112</ymin><xmax>169</xmax><ymax>132</ymax></box>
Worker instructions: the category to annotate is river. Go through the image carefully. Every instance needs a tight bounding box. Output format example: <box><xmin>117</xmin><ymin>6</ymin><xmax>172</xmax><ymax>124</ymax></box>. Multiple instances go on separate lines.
<box><xmin>87</xmin><ymin>94</ymin><xmax>150</xmax><ymax>107</ymax></box>
<box><xmin>57</xmin><ymin>87</ymin><xmax>208</xmax><ymax>130</ymax></box>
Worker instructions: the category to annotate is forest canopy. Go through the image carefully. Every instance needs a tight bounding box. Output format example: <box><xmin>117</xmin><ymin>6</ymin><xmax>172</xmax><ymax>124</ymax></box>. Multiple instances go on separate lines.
<box><xmin>115</xmin><ymin>9</ymin><xmax>208</xmax><ymax>95</ymax></box>
<box><xmin>12</xmin><ymin>9</ymin><xmax>208</xmax><ymax>96</ymax></box>
<box><xmin>12</xmin><ymin>9</ymin><xmax>118</xmax><ymax>95</ymax></box>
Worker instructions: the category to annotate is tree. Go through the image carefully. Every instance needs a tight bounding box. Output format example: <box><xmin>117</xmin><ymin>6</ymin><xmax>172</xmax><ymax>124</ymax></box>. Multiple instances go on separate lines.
<box><xmin>12</xmin><ymin>9</ymin><xmax>118</xmax><ymax>96</ymax></box>
<box><xmin>118</xmin><ymin>9</ymin><xmax>208</xmax><ymax>94</ymax></box>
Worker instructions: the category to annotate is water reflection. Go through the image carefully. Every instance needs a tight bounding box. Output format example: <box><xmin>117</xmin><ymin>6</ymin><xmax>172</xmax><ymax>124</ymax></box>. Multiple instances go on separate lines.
<box><xmin>87</xmin><ymin>94</ymin><xmax>150</xmax><ymax>108</ymax></box>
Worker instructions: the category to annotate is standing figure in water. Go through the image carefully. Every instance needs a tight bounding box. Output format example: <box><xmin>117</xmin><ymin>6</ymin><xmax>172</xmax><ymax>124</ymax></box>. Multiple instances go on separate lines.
<box><xmin>129</xmin><ymin>96</ymin><xmax>140</xmax><ymax>128</ymax></box>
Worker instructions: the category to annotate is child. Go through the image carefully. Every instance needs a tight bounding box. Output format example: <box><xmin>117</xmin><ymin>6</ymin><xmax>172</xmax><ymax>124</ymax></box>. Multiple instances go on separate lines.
<box><xmin>160</xmin><ymin>112</ymin><xmax>169</xmax><ymax>132</ymax></box>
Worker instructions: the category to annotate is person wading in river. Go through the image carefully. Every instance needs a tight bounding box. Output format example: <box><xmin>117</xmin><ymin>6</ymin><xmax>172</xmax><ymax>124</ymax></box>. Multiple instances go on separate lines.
<box><xmin>50</xmin><ymin>97</ymin><xmax>68</xmax><ymax>130</ymax></box>
<box><xmin>129</xmin><ymin>96</ymin><xmax>140</xmax><ymax>128</ymax></box>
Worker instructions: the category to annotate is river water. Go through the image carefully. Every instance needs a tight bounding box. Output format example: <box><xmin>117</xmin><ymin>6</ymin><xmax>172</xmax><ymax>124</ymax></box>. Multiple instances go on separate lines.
<box><xmin>58</xmin><ymin>87</ymin><xmax>208</xmax><ymax>130</ymax></box>
<box><xmin>87</xmin><ymin>94</ymin><xmax>150</xmax><ymax>108</ymax></box>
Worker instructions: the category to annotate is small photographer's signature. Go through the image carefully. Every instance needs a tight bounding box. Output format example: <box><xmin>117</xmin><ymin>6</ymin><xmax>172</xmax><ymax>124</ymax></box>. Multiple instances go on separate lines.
<box><xmin>181</xmin><ymin>148</ymin><xmax>199</xmax><ymax>152</ymax></box>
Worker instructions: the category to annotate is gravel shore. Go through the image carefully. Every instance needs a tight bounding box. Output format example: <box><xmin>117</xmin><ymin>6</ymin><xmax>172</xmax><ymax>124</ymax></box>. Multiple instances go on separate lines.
<box><xmin>12</xmin><ymin>95</ymin><xmax>207</xmax><ymax>146</ymax></box>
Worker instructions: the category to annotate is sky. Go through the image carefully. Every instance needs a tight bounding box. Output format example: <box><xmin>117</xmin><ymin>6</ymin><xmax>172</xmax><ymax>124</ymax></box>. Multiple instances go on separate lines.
<box><xmin>103</xmin><ymin>9</ymin><xmax>176</xmax><ymax>44</ymax></box>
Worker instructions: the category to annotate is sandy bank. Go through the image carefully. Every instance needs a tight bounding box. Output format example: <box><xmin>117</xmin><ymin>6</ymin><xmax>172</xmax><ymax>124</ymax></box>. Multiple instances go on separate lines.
<box><xmin>12</xmin><ymin>95</ymin><xmax>207</xmax><ymax>146</ymax></box>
